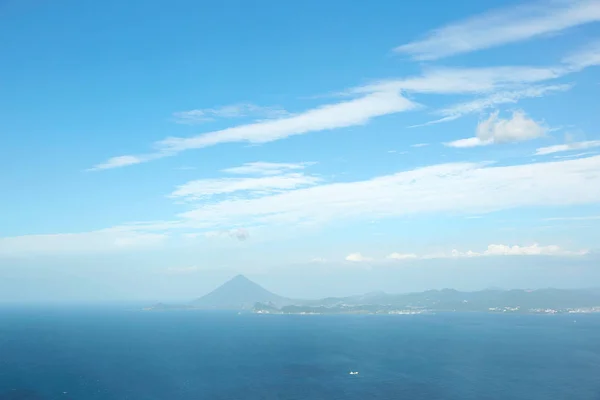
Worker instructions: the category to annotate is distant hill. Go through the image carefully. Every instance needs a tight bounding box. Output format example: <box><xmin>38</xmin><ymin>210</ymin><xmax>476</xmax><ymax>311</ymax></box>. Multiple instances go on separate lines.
<box><xmin>190</xmin><ymin>274</ymin><xmax>290</xmax><ymax>310</ymax></box>
<box><xmin>145</xmin><ymin>276</ymin><xmax>600</xmax><ymax>314</ymax></box>
<box><xmin>255</xmin><ymin>288</ymin><xmax>600</xmax><ymax>315</ymax></box>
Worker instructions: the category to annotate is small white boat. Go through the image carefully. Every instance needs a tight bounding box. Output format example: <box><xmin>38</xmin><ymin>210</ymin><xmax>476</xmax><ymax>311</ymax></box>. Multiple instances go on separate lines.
<box><xmin>349</xmin><ymin>371</ymin><xmax>359</xmax><ymax>375</ymax></box>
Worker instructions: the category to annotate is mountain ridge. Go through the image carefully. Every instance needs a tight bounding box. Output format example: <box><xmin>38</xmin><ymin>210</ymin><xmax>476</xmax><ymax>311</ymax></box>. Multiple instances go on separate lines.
<box><xmin>144</xmin><ymin>275</ymin><xmax>600</xmax><ymax>313</ymax></box>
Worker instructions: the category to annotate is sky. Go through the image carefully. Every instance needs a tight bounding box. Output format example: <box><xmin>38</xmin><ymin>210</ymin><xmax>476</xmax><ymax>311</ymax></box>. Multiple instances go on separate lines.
<box><xmin>1</xmin><ymin>0</ymin><xmax>600</xmax><ymax>302</ymax></box>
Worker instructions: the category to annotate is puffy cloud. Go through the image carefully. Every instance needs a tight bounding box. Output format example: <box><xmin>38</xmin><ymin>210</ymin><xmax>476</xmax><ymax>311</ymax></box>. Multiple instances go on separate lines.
<box><xmin>394</xmin><ymin>0</ymin><xmax>600</xmax><ymax>60</ymax></box>
<box><xmin>345</xmin><ymin>253</ymin><xmax>372</xmax><ymax>262</ymax></box>
<box><xmin>445</xmin><ymin>110</ymin><xmax>546</xmax><ymax>148</ymax></box>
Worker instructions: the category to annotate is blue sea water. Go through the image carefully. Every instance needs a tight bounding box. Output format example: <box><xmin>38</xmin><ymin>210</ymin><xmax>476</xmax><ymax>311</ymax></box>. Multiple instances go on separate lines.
<box><xmin>1</xmin><ymin>307</ymin><xmax>599</xmax><ymax>400</ymax></box>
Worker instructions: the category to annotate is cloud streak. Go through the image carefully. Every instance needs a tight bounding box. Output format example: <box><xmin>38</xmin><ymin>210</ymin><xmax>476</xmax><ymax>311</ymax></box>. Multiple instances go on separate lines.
<box><xmin>535</xmin><ymin>140</ymin><xmax>600</xmax><ymax>155</ymax></box>
<box><xmin>170</xmin><ymin>173</ymin><xmax>321</xmax><ymax>201</ymax></box>
<box><xmin>222</xmin><ymin>161</ymin><xmax>314</xmax><ymax>176</ymax></box>
<box><xmin>173</xmin><ymin>103</ymin><xmax>289</xmax><ymax>124</ymax></box>
<box><xmin>394</xmin><ymin>0</ymin><xmax>600</xmax><ymax>60</ymax></box>
<box><xmin>178</xmin><ymin>155</ymin><xmax>600</xmax><ymax>229</ymax></box>
<box><xmin>91</xmin><ymin>91</ymin><xmax>416</xmax><ymax>170</ymax></box>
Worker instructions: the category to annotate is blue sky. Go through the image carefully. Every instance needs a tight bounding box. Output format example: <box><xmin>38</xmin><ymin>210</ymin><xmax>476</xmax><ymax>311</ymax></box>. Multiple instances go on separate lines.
<box><xmin>1</xmin><ymin>0</ymin><xmax>600</xmax><ymax>302</ymax></box>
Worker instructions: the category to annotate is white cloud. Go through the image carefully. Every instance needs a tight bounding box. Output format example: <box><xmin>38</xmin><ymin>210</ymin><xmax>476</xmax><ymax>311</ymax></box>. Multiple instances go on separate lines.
<box><xmin>459</xmin><ymin>243</ymin><xmax>588</xmax><ymax>257</ymax></box>
<box><xmin>554</xmin><ymin>151</ymin><xmax>599</xmax><ymax>159</ymax></box>
<box><xmin>88</xmin><ymin>155</ymin><xmax>144</xmax><ymax>171</ymax></box>
<box><xmin>535</xmin><ymin>140</ymin><xmax>600</xmax><ymax>155</ymax></box>
<box><xmin>173</xmin><ymin>103</ymin><xmax>289</xmax><ymax>124</ymax></box>
<box><xmin>562</xmin><ymin>38</ymin><xmax>600</xmax><ymax>70</ymax></box>
<box><xmin>384</xmin><ymin>244</ymin><xmax>588</xmax><ymax>261</ymax></box>
<box><xmin>7</xmin><ymin>156</ymin><xmax>600</xmax><ymax>257</ymax></box>
<box><xmin>345</xmin><ymin>253</ymin><xmax>372</xmax><ymax>262</ymax></box>
<box><xmin>310</xmin><ymin>257</ymin><xmax>327</xmax><ymax>263</ymax></box>
<box><xmin>170</xmin><ymin>173</ymin><xmax>321</xmax><ymax>201</ymax></box>
<box><xmin>477</xmin><ymin>110</ymin><xmax>546</xmax><ymax>143</ymax></box>
<box><xmin>394</xmin><ymin>0</ymin><xmax>600</xmax><ymax>60</ymax></box>
<box><xmin>222</xmin><ymin>161</ymin><xmax>314</xmax><ymax>176</ymax></box>
<box><xmin>410</xmin><ymin>143</ymin><xmax>429</xmax><ymax>148</ymax></box>
<box><xmin>387</xmin><ymin>252</ymin><xmax>418</xmax><ymax>260</ymax></box>
<box><xmin>178</xmin><ymin>155</ymin><xmax>600</xmax><ymax>229</ymax></box>
<box><xmin>93</xmin><ymin>91</ymin><xmax>416</xmax><ymax>170</ymax></box>
<box><xmin>419</xmin><ymin>84</ymin><xmax>571</xmax><ymax>127</ymax></box>
<box><xmin>354</xmin><ymin>66</ymin><xmax>563</xmax><ymax>95</ymax></box>
<box><xmin>445</xmin><ymin>110</ymin><xmax>547</xmax><ymax>148</ymax></box>
<box><xmin>445</xmin><ymin>137</ymin><xmax>491</xmax><ymax>148</ymax></box>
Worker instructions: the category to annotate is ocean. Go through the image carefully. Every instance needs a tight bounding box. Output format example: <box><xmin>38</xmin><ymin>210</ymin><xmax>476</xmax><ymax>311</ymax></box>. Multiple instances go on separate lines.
<box><xmin>1</xmin><ymin>306</ymin><xmax>599</xmax><ymax>400</ymax></box>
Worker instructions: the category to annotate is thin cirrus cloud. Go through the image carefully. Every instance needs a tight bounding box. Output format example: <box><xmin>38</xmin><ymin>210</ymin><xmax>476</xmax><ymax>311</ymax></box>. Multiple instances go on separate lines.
<box><xmin>172</xmin><ymin>103</ymin><xmax>289</xmax><ymax>125</ymax></box>
<box><xmin>221</xmin><ymin>161</ymin><xmax>315</xmax><ymax>176</ymax></box>
<box><xmin>535</xmin><ymin>140</ymin><xmax>600</xmax><ymax>155</ymax></box>
<box><xmin>445</xmin><ymin>110</ymin><xmax>547</xmax><ymax>148</ymax></box>
<box><xmin>5</xmin><ymin>155</ymin><xmax>600</xmax><ymax>256</ymax></box>
<box><xmin>90</xmin><ymin>91</ymin><xmax>416</xmax><ymax>171</ymax></box>
<box><xmin>379</xmin><ymin>40</ymin><xmax>600</xmax><ymax>126</ymax></box>
<box><xmin>394</xmin><ymin>0</ymin><xmax>600</xmax><ymax>61</ymax></box>
<box><xmin>414</xmin><ymin>84</ymin><xmax>572</xmax><ymax>127</ymax></box>
<box><xmin>170</xmin><ymin>173</ymin><xmax>321</xmax><ymax>201</ymax></box>
<box><xmin>88</xmin><ymin>40</ymin><xmax>600</xmax><ymax>172</ymax></box>
<box><xmin>177</xmin><ymin>155</ymin><xmax>600</xmax><ymax>230</ymax></box>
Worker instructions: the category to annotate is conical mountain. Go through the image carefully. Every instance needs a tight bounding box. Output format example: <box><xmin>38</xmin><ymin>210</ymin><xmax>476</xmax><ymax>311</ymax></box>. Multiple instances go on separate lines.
<box><xmin>191</xmin><ymin>274</ymin><xmax>288</xmax><ymax>310</ymax></box>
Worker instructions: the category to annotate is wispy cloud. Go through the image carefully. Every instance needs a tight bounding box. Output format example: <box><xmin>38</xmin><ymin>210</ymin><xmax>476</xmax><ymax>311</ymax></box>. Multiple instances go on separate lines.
<box><xmin>88</xmin><ymin>155</ymin><xmax>145</xmax><ymax>171</ymax></box>
<box><xmin>173</xmin><ymin>103</ymin><xmax>289</xmax><ymax>125</ymax></box>
<box><xmin>535</xmin><ymin>140</ymin><xmax>600</xmax><ymax>155</ymax></box>
<box><xmin>91</xmin><ymin>91</ymin><xmax>416</xmax><ymax>170</ymax></box>
<box><xmin>410</xmin><ymin>143</ymin><xmax>429</xmax><ymax>148</ymax></box>
<box><xmin>384</xmin><ymin>243</ymin><xmax>588</xmax><ymax>261</ymax></box>
<box><xmin>222</xmin><ymin>161</ymin><xmax>314</xmax><ymax>176</ymax></box>
<box><xmin>445</xmin><ymin>110</ymin><xmax>547</xmax><ymax>148</ymax></box>
<box><xmin>354</xmin><ymin>66</ymin><xmax>564</xmax><ymax>95</ymax></box>
<box><xmin>415</xmin><ymin>84</ymin><xmax>571</xmax><ymax>127</ymax></box>
<box><xmin>170</xmin><ymin>173</ymin><xmax>321</xmax><ymax>201</ymax></box>
<box><xmin>178</xmin><ymin>155</ymin><xmax>600</xmax><ymax>230</ymax></box>
<box><xmin>394</xmin><ymin>0</ymin><xmax>600</xmax><ymax>60</ymax></box>
<box><xmin>386</xmin><ymin>252</ymin><xmax>418</xmax><ymax>260</ymax></box>
<box><xmin>6</xmin><ymin>156</ymin><xmax>600</xmax><ymax>256</ymax></box>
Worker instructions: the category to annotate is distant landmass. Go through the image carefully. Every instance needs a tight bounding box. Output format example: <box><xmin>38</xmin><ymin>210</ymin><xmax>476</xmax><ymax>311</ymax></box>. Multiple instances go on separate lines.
<box><xmin>146</xmin><ymin>274</ymin><xmax>292</xmax><ymax>311</ymax></box>
<box><xmin>144</xmin><ymin>275</ymin><xmax>600</xmax><ymax>315</ymax></box>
